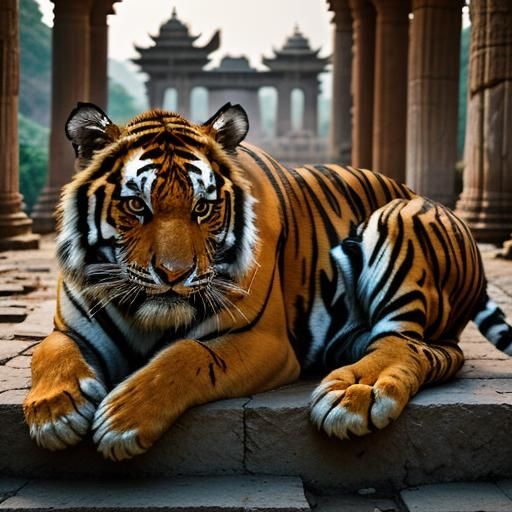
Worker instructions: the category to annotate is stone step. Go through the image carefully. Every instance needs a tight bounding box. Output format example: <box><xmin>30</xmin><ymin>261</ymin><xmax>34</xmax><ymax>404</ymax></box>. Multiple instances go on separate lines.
<box><xmin>1</xmin><ymin>376</ymin><xmax>511</xmax><ymax>493</ymax></box>
<box><xmin>400</xmin><ymin>481</ymin><xmax>512</xmax><ymax>512</ymax></box>
<box><xmin>0</xmin><ymin>476</ymin><xmax>310</xmax><ymax>511</ymax></box>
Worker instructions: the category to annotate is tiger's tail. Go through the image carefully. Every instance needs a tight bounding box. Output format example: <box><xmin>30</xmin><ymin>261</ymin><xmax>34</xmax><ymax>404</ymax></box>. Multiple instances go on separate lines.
<box><xmin>472</xmin><ymin>291</ymin><xmax>512</xmax><ymax>355</ymax></box>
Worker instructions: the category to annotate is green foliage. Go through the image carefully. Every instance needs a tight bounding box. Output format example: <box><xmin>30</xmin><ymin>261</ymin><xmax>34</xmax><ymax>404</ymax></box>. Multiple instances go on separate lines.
<box><xmin>19</xmin><ymin>144</ymin><xmax>48</xmax><ymax>213</ymax></box>
<box><xmin>19</xmin><ymin>0</ymin><xmax>51</xmax><ymax>126</ymax></box>
<box><xmin>18</xmin><ymin>113</ymin><xmax>49</xmax><ymax>146</ymax></box>
<box><xmin>108</xmin><ymin>80</ymin><xmax>145</xmax><ymax>124</ymax></box>
<box><xmin>458</xmin><ymin>27</ymin><xmax>470</xmax><ymax>160</ymax></box>
<box><xmin>18</xmin><ymin>115</ymin><xmax>48</xmax><ymax>213</ymax></box>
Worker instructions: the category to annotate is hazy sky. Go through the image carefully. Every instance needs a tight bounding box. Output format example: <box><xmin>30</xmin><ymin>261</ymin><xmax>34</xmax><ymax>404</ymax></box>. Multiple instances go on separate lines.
<box><xmin>34</xmin><ymin>0</ymin><xmax>333</xmax><ymax>68</ymax></box>
<box><xmin>34</xmin><ymin>0</ymin><xmax>470</xmax><ymax>100</ymax></box>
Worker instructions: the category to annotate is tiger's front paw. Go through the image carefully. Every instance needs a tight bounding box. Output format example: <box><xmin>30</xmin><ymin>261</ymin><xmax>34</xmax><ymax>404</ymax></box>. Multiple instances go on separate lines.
<box><xmin>23</xmin><ymin>377</ymin><xmax>107</xmax><ymax>451</ymax></box>
<box><xmin>310</xmin><ymin>367</ymin><xmax>409</xmax><ymax>440</ymax></box>
<box><xmin>92</xmin><ymin>378</ymin><xmax>170</xmax><ymax>461</ymax></box>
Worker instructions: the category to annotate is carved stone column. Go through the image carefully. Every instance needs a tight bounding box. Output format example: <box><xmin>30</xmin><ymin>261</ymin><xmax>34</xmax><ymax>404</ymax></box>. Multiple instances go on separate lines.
<box><xmin>32</xmin><ymin>0</ymin><xmax>93</xmax><ymax>233</ymax></box>
<box><xmin>0</xmin><ymin>0</ymin><xmax>39</xmax><ymax>249</ymax></box>
<box><xmin>406</xmin><ymin>0</ymin><xmax>462</xmax><ymax>206</ymax></box>
<box><xmin>176</xmin><ymin>81</ymin><xmax>191</xmax><ymax>119</ymax></box>
<box><xmin>371</xmin><ymin>0</ymin><xmax>410</xmax><ymax>181</ymax></box>
<box><xmin>89</xmin><ymin>0</ymin><xmax>119</xmax><ymax>109</ymax></box>
<box><xmin>328</xmin><ymin>0</ymin><xmax>352</xmax><ymax>163</ymax></box>
<box><xmin>147</xmin><ymin>80</ymin><xmax>167</xmax><ymax>109</ymax></box>
<box><xmin>276</xmin><ymin>82</ymin><xmax>292</xmax><ymax>136</ymax></box>
<box><xmin>455</xmin><ymin>0</ymin><xmax>512</xmax><ymax>243</ymax></box>
<box><xmin>349</xmin><ymin>0</ymin><xmax>375</xmax><ymax>168</ymax></box>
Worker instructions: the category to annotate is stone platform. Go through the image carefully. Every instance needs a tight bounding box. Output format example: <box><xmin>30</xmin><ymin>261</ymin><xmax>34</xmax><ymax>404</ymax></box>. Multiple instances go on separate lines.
<box><xmin>0</xmin><ymin>238</ymin><xmax>511</xmax><ymax>508</ymax></box>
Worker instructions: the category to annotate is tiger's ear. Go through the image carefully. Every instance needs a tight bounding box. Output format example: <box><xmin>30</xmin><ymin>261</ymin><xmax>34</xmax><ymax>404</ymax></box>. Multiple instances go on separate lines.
<box><xmin>65</xmin><ymin>102</ymin><xmax>121</xmax><ymax>168</ymax></box>
<box><xmin>203</xmin><ymin>103</ymin><xmax>249</xmax><ymax>151</ymax></box>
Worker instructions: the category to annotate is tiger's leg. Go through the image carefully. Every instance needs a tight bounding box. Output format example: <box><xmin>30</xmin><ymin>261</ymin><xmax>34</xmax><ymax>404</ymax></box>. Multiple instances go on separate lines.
<box><xmin>312</xmin><ymin>197</ymin><xmax>478</xmax><ymax>439</ymax></box>
<box><xmin>91</xmin><ymin>332</ymin><xmax>300</xmax><ymax>460</ymax></box>
<box><xmin>311</xmin><ymin>337</ymin><xmax>464</xmax><ymax>438</ymax></box>
<box><xmin>23</xmin><ymin>331</ymin><xmax>107</xmax><ymax>450</ymax></box>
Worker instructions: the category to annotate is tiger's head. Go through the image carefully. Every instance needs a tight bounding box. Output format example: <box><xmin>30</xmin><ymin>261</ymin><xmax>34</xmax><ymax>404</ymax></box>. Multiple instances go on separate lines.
<box><xmin>57</xmin><ymin>102</ymin><xmax>258</xmax><ymax>331</ymax></box>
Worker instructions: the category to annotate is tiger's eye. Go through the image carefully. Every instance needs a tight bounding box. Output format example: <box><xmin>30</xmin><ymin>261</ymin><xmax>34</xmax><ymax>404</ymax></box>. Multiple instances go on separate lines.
<box><xmin>126</xmin><ymin>197</ymin><xmax>146</xmax><ymax>215</ymax></box>
<box><xmin>193</xmin><ymin>198</ymin><xmax>212</xmax><ymax>223</ymax></box>
<box><xmin>194</xmin><ymin>199</ymin><xmax>209</xmax><ymax>215</ymax></box>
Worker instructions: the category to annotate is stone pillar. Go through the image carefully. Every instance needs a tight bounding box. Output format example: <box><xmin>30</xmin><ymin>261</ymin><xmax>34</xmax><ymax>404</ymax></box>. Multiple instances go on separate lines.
<box><xmin>276</xmin><ymin>82</ymin><xmax>292</xmax><ymax>136</ymax></box>
<box><xmin>89</xmin><ymin>0</ymin><xmax>119</xmax><ymax>109</ymax></box>
<box><xmin>371</xmin><ymin>0</ymin><xmax>410</xmax><ymax>181</ymax></box>
<box><xmin>349</xmin><ymin>0</ymin><xmax>375</xmax><ymax>168</ymax></box>
<box><xmin>176</xmin><ymin>82</ymin><xmax>191</xmax><ymax>118</ymax></box>
<box><xmin>0</xmin><ymin>0</ymin><xmax>39</xmax><ymax>249</ymax></box>
<box><xmin>303</xmin><ymin>82</ymin><xmax>319</xmax><ymax>136</ymax></box>
<box><xmin>406</xmin><ymin>0</ymin><xmax>462</xmax><ymax>206</ymax></box>
<box><xmin>32</xmin><ymin>0</ymin><xmax>93</xmax><ymax>233</ymax></box>
<box><xmin>328</xmin><ymin>0</ymin><xmax>352</xmax><ymax>163</ymax></box>
<box><xmin>147</xmin><ymin>80</ymin><xmax>166</xmax><ymax>109</ymax></box>
<box><xmin>455</xmin><ymin>0</ymin><xmax>512</xmax><ymax>243</ymax></box>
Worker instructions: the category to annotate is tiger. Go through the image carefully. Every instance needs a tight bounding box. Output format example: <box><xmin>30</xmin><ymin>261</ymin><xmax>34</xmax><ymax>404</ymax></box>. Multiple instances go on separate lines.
<box><xmin>23</xmin><ymin>102</ymin><xmax>512</xmax><ymax>461</ymax></box>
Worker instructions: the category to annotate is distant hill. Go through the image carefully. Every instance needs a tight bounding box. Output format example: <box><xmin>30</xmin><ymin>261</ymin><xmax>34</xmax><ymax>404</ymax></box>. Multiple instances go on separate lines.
<box><xmin>109</xmin><ymin>59</ymin><xmax>148</xmax><ymax>110</ymax></box>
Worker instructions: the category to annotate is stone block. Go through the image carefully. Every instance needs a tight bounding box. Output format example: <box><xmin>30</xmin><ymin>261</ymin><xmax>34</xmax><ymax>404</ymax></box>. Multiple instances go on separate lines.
<box><xmin>460</xmin><ymin>341</ymin><xmax>509</xmax><ymax>360</ymax></box>
<box><xmin>400</xmin><ymin>482</ymin><xmax>512</xmax><ymax>512</ymax></box>
<box><xmin>5</xmin><ymin>356</ymin><xmax>31</xmax><ymax>369</ymax></box>
<box><xmin>0</xmin><ymin>339</ymin><xmax>35</xmax><ymax>364</ymax></box>
<box><xmin>458</xmin><ymin>359</ymin><xmax>512</xmax><ymax>379</ymax></box>
<box><xmin>0</xmin><ymin>395</ymin><xmax>247</xmax><ymax>478</ymax></box>
<box><xmin>0</xmin><ymin>285</ymin><xmax>24</xmax><ymax>297</ymax></box>
<box><xmin>314</xmin><ymin>494</ymin><xmax>398</xmax><ymax>512</ymax></box>
<box><xmin>497</xmin><ymin>480</ymin><xmax>512</xmax><ymax>500</ymax></box>
<box><xmin>0</xmin><ymin>476</ymin><xmax>310</xmax><ymax>511</ymax></box>
<box><xmin>13</xmin><ymin>301</ymin><xmax>54</xmax><ymax>340</ymax></box>
<box><xmin>245</xmin><ymin>379</ymin><xmax>512</xmax><ymax>492</ymax></box>
<box><xmin>0</xmin><ymin>307</ymin><xmax>27</xmax><ymax>323</ymax></box>
<box><xmin>0</xmin><ymin>365</ymin><xmax>31</xmax><ymax>393</ymax></box>
<box><xmin>0</xmin><ymin>477</ymin><xmax>28</xmax><ymax>500</ymax></box>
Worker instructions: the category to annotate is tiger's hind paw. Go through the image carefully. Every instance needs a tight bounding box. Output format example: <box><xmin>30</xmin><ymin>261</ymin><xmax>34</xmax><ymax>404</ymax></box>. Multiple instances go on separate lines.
<box><xmin>23</xmin><ymin>377</ymin><xmax>107</xmax><ymax>451</ymax></box>
<box><xmin>310</xmin><ymin>370</ymin><xmax>408</xmax><ymax>440</ymax></box>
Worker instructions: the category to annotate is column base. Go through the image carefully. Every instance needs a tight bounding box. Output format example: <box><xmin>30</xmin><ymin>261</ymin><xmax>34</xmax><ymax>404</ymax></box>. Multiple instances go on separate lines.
<box><xmin>500</xmin><ymin>239</ymin><xmax>512</xmax><ymax>260</ymax></box>
<box><xmin>31</xmin><ymin>187</ymin><xmax>62</xmax><ymax>234</ymax></box>
<box><xmin>0</xmin><ymin>193</ymin><xmax>40</xmax><ymax>250</ymax></box>
<box><xmin>455</xmin><ymin>194</ymin><xmax>512</xmax><ymax>244</ymax></box>
<box><xmin>0</xmin><ymin>233</ymin><xmax>40</xmax><ymax>251</ymax></box>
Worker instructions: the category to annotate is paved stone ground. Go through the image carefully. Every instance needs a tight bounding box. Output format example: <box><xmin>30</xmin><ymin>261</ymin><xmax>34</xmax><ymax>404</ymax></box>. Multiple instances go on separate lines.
<box><xmin>1</xmin><ymin>238</ymin><xmax>512</xmax><ymax>506</ymax></box>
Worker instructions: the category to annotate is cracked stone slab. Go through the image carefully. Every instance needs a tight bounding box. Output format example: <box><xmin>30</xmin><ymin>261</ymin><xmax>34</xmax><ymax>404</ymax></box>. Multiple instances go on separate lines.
<box><xmin>460</xmin><ymin>341</ymin><xmax>510</xmax><ymax>360</ymax></box>
<box><xmin>13</xmin><ymin>301</ymin><xmax>54</xmax><ymax>340</ymax></box>
<box><xmin>5</xmin><ymin>356</ymin><xmax>31</xmax><ymax>369</ymax></box>
<box><xmin>400</xmin><ymin>482</ymin><xmax>512</xmax><ymax>512</ymax></box>
<box><xmin>0</xmin><ymin>395</ymin><xmax>247</xmax><ymax>478</ymax></box>
<box><xmin>458</xmin><ymin>358</ymin><xmax>512</xmax><ymax>378</ymax></box>
<box><xmin>313</xmin><ymin>494</ymin><xmax>398</xmax><ymax>511</ymax></box>
<box><xmin>497</xmin><ymin>480</ymin><xmax>512</xmax><ymax>500</ymax></box>
<box><xmin>244</xmin><ymin>379</ymin><xmax>512</xmax><ymax>492</ymax></box>
<box><xmin>0</xmin><ymin>478</ymin><xmax>28</xmax><ymax>502</ymax></box>
<box><xmin>0</xmin><ymin>307</ymin><xmax>27</xmax><ymax>324</ymax></box>
<box><xmin>0</xmin><ymin>476</ymin><xmax>310</xmax><ymax>511</ymax></box>
<box><xmin>0</xmin><ymin>339</ymin><xmax>36</xmax><ymax>363</ymax></box>
<box><xmin>0</xmin><ymin>365</ymin><xmax>31</xmax><ymax>393</ymax></box>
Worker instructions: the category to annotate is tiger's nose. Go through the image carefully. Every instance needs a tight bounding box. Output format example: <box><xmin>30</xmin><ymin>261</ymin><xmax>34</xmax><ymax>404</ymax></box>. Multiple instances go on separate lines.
<box><xmin>156</xmin><ymin>262</ymin><xmax>194</xmax><ymax>285</ymax></box>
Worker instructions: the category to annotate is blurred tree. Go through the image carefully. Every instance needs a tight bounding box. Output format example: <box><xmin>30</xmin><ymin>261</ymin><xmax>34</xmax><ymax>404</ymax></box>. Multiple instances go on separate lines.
<box><xmin>19</xmin><ymin>0</ymin><xmax>51</xmax><ymax>126</ymax></box>
<box><xmin>458</xmin><ymin>26</ymin><xmax>470</xmax><ymax>160</ymax></box>
<box><xmin>18</xmin><ymin>115</ymin><xmax>49</xmax><ymax>213</ymax></box>
<box><xmin>108</xmin><ymin>80</ymin><xmax>145</xmax><ymax>124</ymax></box>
